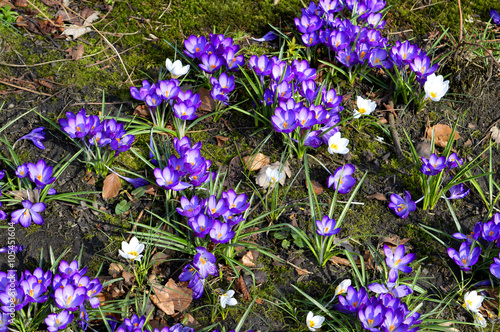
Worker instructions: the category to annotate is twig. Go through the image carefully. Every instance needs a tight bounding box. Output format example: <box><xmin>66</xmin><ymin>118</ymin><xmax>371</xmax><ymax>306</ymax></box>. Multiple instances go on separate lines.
<box><xmin>410</xmin><ymin>0</ymin><xmax>446</xmax><ymax>11</ymax></box>
<box><xmin>70</xmin><ymin>102</ymin><xmax>129</xmax><ymax>106</ymax></box>
<box><xmin>0</xmin><ymin>79</ymin><xmax>52</xmax><ymax>96</ymax></box>
<box><xmin>457</xmin><ymin>0</ymin><xmax>463</xmax><ymax>43</ymax></box>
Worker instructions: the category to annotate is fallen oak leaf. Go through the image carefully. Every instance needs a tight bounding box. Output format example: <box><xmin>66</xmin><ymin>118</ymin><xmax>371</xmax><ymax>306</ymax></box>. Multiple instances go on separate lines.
<box><xmin>102</xmin><ymin>173</ymin><xmax>121</xmax><ymax>199</ymax></box>
<box><xmin>150</xmin><ymin>278</ymin><xmax>192</xmax><ymax>315</ymax></box>
<box><xmin>66</xmin><ymin>44</ymin><xmax>84</xmax><ymax>60</ymax></box>
<box><xmin>61</xmin><ymin>11</ymin><xmax>100</xmax><ymax>40</ymax></box>
<box><xmin>240</xmin><ymin>251</ymin><xmax>256</xmax><ymax>267</ymax></box>
<box><xmin>215</xmin><ymin>135</ymin><xmax>229</xmax><ymax>147</ymax></box>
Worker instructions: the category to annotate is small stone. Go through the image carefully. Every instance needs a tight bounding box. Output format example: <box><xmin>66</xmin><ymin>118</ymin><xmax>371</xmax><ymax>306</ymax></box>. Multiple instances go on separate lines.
<box><xmin>7</xmin><ymin>104</ymin><xmax>14</xmax><ymax>109</ymax></box>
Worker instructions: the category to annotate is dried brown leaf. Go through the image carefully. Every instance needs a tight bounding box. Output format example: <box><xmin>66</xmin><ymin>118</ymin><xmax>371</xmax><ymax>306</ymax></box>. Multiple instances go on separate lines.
<box><xmin>296</xmin><ymin>266</ymin><xmax>310</xmax><ymax>275</ymax></box>
<box><xmin>61</xmin><ymin>12</ymin><xmax>99</xmax><ymax>40</ymax></box>
<box><xmin>491</xmin><ymin>126</ymin><xmax>500</xmax><ymax>144</ymax></box>
<box><xmin>182</xmin><ymin>313</ymin><xmax>201</xmax><ymax>329</ymax></box>
<box><xmin>66</xmin><ymin>44</ymin><xmax>84</xmax><ymax>60</ymax></box>
<box><xmin>329</xmin><ymin>256</ymin><xmax>352</xmax><ymax>266</ymax></box>
<box><xmin>380</xmin><ymin>235</ymin><xmax>410</xmax><ymax>249</ymax></box>
<box><xmin>366</xmin><ymin>193</ymin><xmax>386</xmax><ymax>201</ymax></box>
<box><xmin>133</xmin><ymin>104</ymin><xmax>150</xmax><ymax>118</ymax></box>
<box><xmin>150</xmin><ymin>279</ymin><xmax>192</xmax><ymax>315</ymax></box>
<box><xmin>236</xmin><ymin>275</ymin><xmax>250</xmax><ymax>301</ymax></box>
<box><xmin>40</xmin><ymin>0</ymin><xmax>59</xmax><ymax>7</ymax></box>
<box><xmin>242</xmin><ymin>153</ymin><xmax>270</xmax><ymax>171</ymax></box>
<box><xmin>240</xmin><ymin>251</ymin><xmax>256</xmax><ymax>267</ymax></box>
<box><xmin>425</xmin><ymin>124</ymin><xmax>460</xmax><ymax>148</ymax></box>
<box><xmin>80</xmin><ymin>7</ymin><xmax>95</xmax><ymax>19</ymax></box>
<box><xmin>55</xmin><ymin>9</ymin><xmax>80</xmax><ymax>24</ymax></box>
<box><xmin>14</xmin><ymin>0</ymin><xmax>27</xmax><ymax>7</ymax></box>
<box><xmin>122</xmin><ymin>271</ymin><xmax>135</xmax><ymax>286</ymax></box>
<box><xmin>198</xmin><ymin>87</ymin><xmax>215</xmax><ymax>112</ymax></box>
<box><xmin>0</xmin><ymin>0</ymin><xmax>13</xmax><ymax>8</ymax></box>
<box><xmin>215</xmin><ymin>135</ymin><xmax>229</xmax><ymax>147</ymax></box>
<box><xmin>102</xmin><ymin>173</ymin><xmax>121</xmax><ymax>199</ymax></box>
<box><xmin>108</xmin><ymin>262</ymin><xmax>123</xmax><ymax>278</ymax></box>
<box><xmin>145</xmin><ymin>184</ymin><xmax>156</xmax><ymax>196</ymax></box>
<box><xmin>309</xmin><ymin>180</ymin><xmax>324</xmax><ymax>195</ymax></box>
<box><xmin>84</xmin><ymin>171</ymin><xmax>95</xmax><ymax>184</ymax></box>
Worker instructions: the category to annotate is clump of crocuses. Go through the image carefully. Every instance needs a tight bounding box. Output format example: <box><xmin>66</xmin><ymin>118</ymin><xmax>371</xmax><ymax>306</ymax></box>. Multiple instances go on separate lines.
<box><xmin>59</xmin><ymin>108</ymin><xmax>134</xmax><ymax>176</ymax></box>
<box><xmin>0</xmin><ymin>260</ymin><xmax>101</xmax><ymax>331</ymax></box>
<box><xmin>330</xmin><ymin>244</ymin><xmax>420</xmax><ymax>331</ymax></box>
<box><xmin>0</xmin><ymin>160</ymin><xmax>58</xmax><ymax>227</ymax></box>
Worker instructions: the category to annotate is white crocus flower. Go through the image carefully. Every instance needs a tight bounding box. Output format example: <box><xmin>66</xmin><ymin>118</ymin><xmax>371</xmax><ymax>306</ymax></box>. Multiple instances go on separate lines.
<box><xmin>118</xmin><ymin>236</ymin><xmax>145</xmax><ymax>262</ymax></box>
<box><xmin>306</xmin><ymin>311</ymin><xmax>325</xmax><ymax>332</ymax></box>
<box><xmin>463</xmin><ymin>291</ymin><xmax>483</xmax><ymax>313</ymax></box>
<box><xmin>327</xmin><ymin>132</ymin><xmax>349</xmax><ymax>155</ymax></box>
<box><xmin>220</xmin><ymin>290</ymin><xmax>238</xmax><ymax>308</ymax></box>
<box><xmin>353</xmin><ymin>96</ymin><xmax>376</xmax><ymax>118</ymax></box>
<box><xmin>474</xmin><ymin>312</ymin><xmax>487</xmax><ymax>328</ymax></box>
<box><xmin>266</xmin><ymin>168</ymin><xmax>284</xmax><ymax>186</ymax></box>
<box><xmin>335</xmin><ymin>279</ymin><xmax>351</xmax><ymax>296</ymax></box>
<box><xmin>165</xmin><ymin>58</ymin><xmax>190</xmax><ymax>79</ymax></box>
<box><xmin>424</xmin><ymin>73</ymin><xmax>449</xmax><ymax>102</ymax></box>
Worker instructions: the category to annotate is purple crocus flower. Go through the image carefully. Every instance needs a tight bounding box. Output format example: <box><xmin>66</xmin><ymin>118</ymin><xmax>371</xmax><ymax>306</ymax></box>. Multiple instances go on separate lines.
<box><xmin>20</xmin><ymin>276</ymin><xmax>47</xmax><ymax>303</ymax></box>
<box><xmin>381</xmin><ymin>309</ymin><xmax>407</xmax><ymax>332</ymax></box>
<box><xmin>210</xmin><ymin>220</ymin><xmax>235</xmax><ymax>244</ymax></box>
<box><xmin>11</xmin><ymin>200</ymin><xmax>46</xmax><ymax>228</ymax></box>
<box><xmin>295</xmin><ymin>15</ymin><xmax>323</xmax><ymax>33</ymax></box>
<box><xmin>59</xmin><ymin>109</ymin><xmax>90</xmax><ymax>139</ymax></box>
<box><xmin>54</xmin><ymin>284</ymin><xmax>87</xmax><ymax>311</ymax></box>
<box><xmin>110</xmin><ymin>170</ymin><xmax>148</xmax><ymax>188</ymax></box>
<box><xmin>358</xmin><ymin>304</ymin><xmax>385</xmax><ymax>330</ymax></box>
<box><xmin>315</xmin><ymin>216</ymin><xmax>341</xmax><ymax>236</ymax></box>
<box><xmin>0</xmin><ymin>313</ymin><xmax>11</xmax><ymax>332</ymax></box>
<box><xmin>45</xmin><ymin>310</ymin><xmax>74</xmax><ymax>332</ymax></box>
<box><xmin>336</xmin><ymin>49</ymin><xmax>359</xmax><ymax>67</ymax></box>
<box><xmin>248</xmin><ymin>55</ymin><xmax>272</xmax><ymax>76</ymax></box>
<box><xmin>390</xmin><ymin>41</ymin><xmax>419</xmax><ymax>66</ymax></box>
<box><xmin>271</xmin><ymin>108</ymin><xmax>297</xmax><ymax>134</ymax></box>
<box><xmin>453</xmin><ymin>222</ymin><xmax>482</xmax><ymax>245</ymax></box>
<box><xmin>300</xmin><ymin>80</ymin><xmax>321</xmax><ymax>105</ymax></box>
<box><xmin>319</xmin><ymin>0</ymin><xmax>342</xmax><ymax>13</ymax></box>
<box><xmin>0</xmin><ymin>244</ymin><xmax>24</xmax><ymax>254</ymax></box>
<box><xmin>490</xmin><ymin>9</ymin><xmax>500</xmax><ymax>25</ymax></box>
<box><xmin>250</xmin><ymin>31</ymin><xmax>277</xmax><ymax>42</ymax></box>
<box><xmin>205</xmin><ymin>195</ymin><xmax>228</xmax><ymax>218</ymax></box>
<box><xmin>366</xmin><ymin>12</ymin><xmax>386</xmax><ymax>29</ymax></box>
<box><xmin>322</xmin><ymin>88</ymin><xmax>343</xmax><ymax>109</ymax></box>
<box><xmin>368</xmin><ymin>48</ymin><xmax>393</xmax><ymax>69</ymax></box>
<box><xmin>177</xmin><ymin>196</ymin><xmax>203</xmax><ymax>218</ymax></box>
<box><xmin>301</xmin><ymin>32</ymin><xmax>320</xmax><ymax>47</ymax></box>
<box><xmin>27</xmin><ymin>159</ymin><xmax>56</xmax><ymax>188</ymax></box>
<box><xmin>15</xmin><ymin>164</ymin><xmax>29</xmax><ymax>178</ymax></box>
<box><xmin>154</xmin><ymin>167</ymin><xmax>190</xmax><ymax>191</ymax></box>
<box><xmin>420</xmin><ymin>153</ymin><xmax>447</xmax><ymax>176</ymax></box>
<box><xmin>199</xmin><ymin>53</ymin><xmax>223</xmax><ymax>73</ymax></box>
<box><xmin>173</xmin><ymin>102</ymin><xmax>198</xmax><ymax>120</ymax></box>
<box><xmin>0</xmin><ymin>286</ymin><xmax>27</xmax><ymax>312</ymax></box>
<box><xmin>17</xmin><ymin>127</ymin><xmax>46</xmax><ymax>149</ymax></box>
<box><xmin>292</xmin><ymin>59</ymin><xmax>316</xmax><ymax>83</ymax></box>
<box><xmin>156</xmin><ymin>79</ymin><xmax>180</xmax><ymax>102</ymax></box>
<box><xmin>272</xmin><ymin>81</ymin><xmax>293</xmax><ymax>101</ymax></box>
<box><xmin>179</xmin><ymin>264</ymin><xmax>205</xmax><ymax>300</ymax></box>
<box><xmin>223</xmin><ymin>48</ymin><xmax>245</xmax><ymax>71</ymax></box>
<box><xmin>368</xmin><ymin>281</ymin><xmax>413</xmax><ymax>298</ymax></box>
<box><xmin>24</xmin><ymin>267</ymin><xmax>51</xmax><ymax>288</ymax></box>
<box><xmin>447</xmin><ymin>242</ymin><xmax>481</xmax><ymax>271</ymax></box>
<box><xmin>184</xmin><ymin>35</ymin><xmax>210</xmax><ymax>58</ymax></box>
<box><xmin>122</xmin><ymin>314</ymin><xmax>146</xmax><ymax>331</ymax></box>
<box><xmin>327</xmin><ymin>164</ymin><xmax>356</xmax><ymax>194</ymax></box>
<box><xmin>188</xmin><ymin>214</ymin><xmax>213</xmax><ymax>238</ymax></box>
<box><xmin>177</xmin><ymin>90</ymin><xmax>202</xmax><ymax>109</ymax></box>
<box><xmin>58</xmin><ymin>260</ymin><xmax>87</xmax><ymax>279</ymax></box>
<box><xmin>410</xmin><ymin>55</ymin><xmax>438</xmax><ymax>80</ymax></box>
<box><xmin>446</xmin><ymin>153</ymin><xmax>463</xmax><ymax>168</ymax></box>
<box><xmin>446</xmin><ymin>183</ymin><xmax>469</xmax><ymax>200</ymax></box>
<box><xmin>482</xmin><ymin>220</ymin><xmax>500</xmax><ymax>242</ymax></box>
<box><xmin>130</xmin><ymin>80</ymin><xmax>153</xmax><ymax>101</ymax></box>
<box><xmin>334</xmin><ymin>286</ymin><xmax>368</xmax><ymax>313</ymax></box>
<box><xmin>193</xmin><ymin>247</ymin><xmax>218</xmax><ymax>279</ymax></box>
<box><xmin>222</xmin><ymin>189</ymin><xmax>249</xmax><ymax>214</ymax></box>
<box><xmin>388</xmin><ymin>191</ymin><xmax>416</xmax><ymax>219</ymax></box>
<box><xmin>296</xmin><ymin>107</ymin><xmax>317</xmax><ymax>129</ymax></box>
<box><xmin>110</xmin><ymin>134</ymin><xmax>135</xmax><ymax>153</ymax></box>
<box><xmin>490</xmin><ymin>254</ymin><xmax>500</xmax><ymax>279</ymax></box>
<box><xmin>328</xmin><ymin>30</ymin><xmax>350</xmax><ymax>51</ymax></box>
<box><xmin>303</xmin><ymin>130</ymin><xmax>323</xmax><ymax>148</ymax></box>
<box><xmin>145</xmin><ymin>92</ymin><xmax>162</xmax><ymax>108</ymax></box>
<box><xmin>384</xmin><ymin>244</ymin><xmax>416</xmax><ymax>280</ymax></box>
